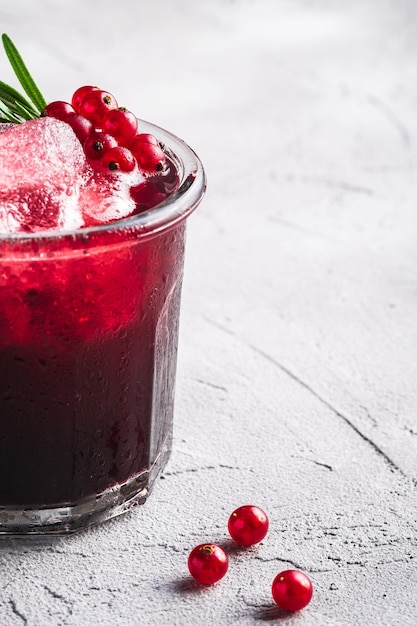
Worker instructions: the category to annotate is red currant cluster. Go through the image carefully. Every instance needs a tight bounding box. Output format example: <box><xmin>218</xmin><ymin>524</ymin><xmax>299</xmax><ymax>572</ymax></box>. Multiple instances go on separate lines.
<box><xmin>43</xmin><ymin>86</ymin><xmax>166</xmax><ymax>174</ymax></box>
<box><xmin>187</xmin><ymin>505</ymin><xmax>313</xmax><ymax>613</ymax></box>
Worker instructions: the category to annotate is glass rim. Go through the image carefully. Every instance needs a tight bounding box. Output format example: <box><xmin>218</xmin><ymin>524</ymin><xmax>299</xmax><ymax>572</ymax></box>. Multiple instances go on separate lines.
<box><xmin>0</xmin><ymin>118</ymin><xmax>206</xmax><ymax>248</ymax></box>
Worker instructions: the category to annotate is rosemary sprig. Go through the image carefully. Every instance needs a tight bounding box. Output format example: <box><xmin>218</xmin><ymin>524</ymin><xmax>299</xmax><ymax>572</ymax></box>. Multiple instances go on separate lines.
<box><xmin>0</xmin><ymin>100</ymin><xmax>22</xmax><ymax>123</ymax></box>
<box><xmin>0</xmin><ymin>34</ymin><xmax>47</xmax><ymax>123</ymax></box>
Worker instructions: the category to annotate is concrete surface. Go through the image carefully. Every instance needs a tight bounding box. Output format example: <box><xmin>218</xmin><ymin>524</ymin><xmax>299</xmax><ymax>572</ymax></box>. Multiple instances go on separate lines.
<box><xmin>0</xmin><ymin>0</ymin><xmax>416</xmax><ymax>624</ymax></box>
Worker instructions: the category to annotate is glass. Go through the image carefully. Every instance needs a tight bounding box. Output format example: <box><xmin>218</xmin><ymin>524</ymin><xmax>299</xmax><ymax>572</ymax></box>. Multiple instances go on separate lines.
<box><xmin>0</xmin><ymin>119</ymin><xmax>205</xmax><ymax>534</ymax></box>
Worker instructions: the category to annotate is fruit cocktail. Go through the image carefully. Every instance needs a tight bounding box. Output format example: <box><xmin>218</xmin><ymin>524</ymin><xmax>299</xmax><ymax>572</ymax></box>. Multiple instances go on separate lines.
<box><xmin>0</xmin><ymin>36</ymin><xmax>205</xmax><ymax>533</ymax></box>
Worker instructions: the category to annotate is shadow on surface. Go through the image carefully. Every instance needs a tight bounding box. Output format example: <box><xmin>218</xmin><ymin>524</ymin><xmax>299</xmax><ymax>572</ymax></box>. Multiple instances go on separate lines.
<box><xmin>255</xmin><ymin>605</ymin><xmax>299</xmax><ymax>621</ymax></box>
<box><xmin>173</xmin><ymin>576</ymin><xmax>217</xmax><ymax>594</ymax></box>
<box><xmin>218</xmin><ymin>538</ymin><xmax>260</xmax><ymax>556</ymax></box>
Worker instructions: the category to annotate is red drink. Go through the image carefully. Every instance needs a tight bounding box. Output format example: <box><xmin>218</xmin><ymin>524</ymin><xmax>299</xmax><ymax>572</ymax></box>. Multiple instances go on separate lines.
<box><xmin>0</xmin><ymin>119</ymin><xmax>205</xmax><ymax>533</ymax></box>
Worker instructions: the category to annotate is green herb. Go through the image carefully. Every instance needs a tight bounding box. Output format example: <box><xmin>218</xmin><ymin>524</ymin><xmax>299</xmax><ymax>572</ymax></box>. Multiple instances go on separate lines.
<box><xmin>0</xmin><ymin>34</ymin><xmax>46</xmax><ymax>123</ymax></box>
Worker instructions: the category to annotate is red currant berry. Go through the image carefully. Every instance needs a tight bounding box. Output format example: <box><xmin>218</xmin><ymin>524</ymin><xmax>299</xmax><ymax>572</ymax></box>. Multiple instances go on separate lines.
<box><xmin>128</xmin><ymin>132</ymin><xmax>159</xmax><ymax>148</ymax></box>
<box><xmin>130</xmin><ymin>134</ymin><xmax>166</xmax><ymax>173</ymax></box>
<box><xmin>101</xmin><ymin>146</ymin><xmax>136</xmax><ymax>172</ymax></box>
<box><xmin>64</xmin><ymin>113</ymin><xmax>94</xmax><ymax>144</ymax></box>
<box><xmin>130</xmin><ymin>160</ymin><xmax>178</xmax><ymax>210</ymax></box>
<box><xmin>271</xmin><ymin>570</ymin><xmax>313</xmax><ymax>612</ymax></box>
<box><xmin>228</xmin><ymin>505</ymin><xmax>269</xmax><ymax>546</ymax></box>
<box><xmin>79</xmin><ymin>89</ymin><xmax>118</xmax><ymax>128</ymax></box>
<box><xmin>187</xmin><ymin>544</ymin><xmax>229</xmax><ymax>585</ymax></box>
<box><xmin>43</xmin><ymin>101</ymin><xmax>75</xmax><ymax>120</ymax></box>
<box><xmin>71</xmin><ymin>86</ymin><xmax>99</xmax><ymax>113</ymax></box>
<box><xmin>83</xmin><ymin>132</ymin><xmax>118</xmax><ymax>160</ymax></box>
<box><xmin>102</xmin><ymin>107</ymin><xmax>138</xmax><ymax>144</ymax></box>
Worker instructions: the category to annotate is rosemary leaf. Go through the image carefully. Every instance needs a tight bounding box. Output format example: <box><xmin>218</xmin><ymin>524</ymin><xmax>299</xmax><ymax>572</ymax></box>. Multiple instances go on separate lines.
<box><xmin>0</xmin><ymin>94</ymin><xmax>35</xmax><ymax>121</ymax></box>
<box><xmin>14</xmin><ymin>100</ymin><xmax>35</xmax><ymax>120</ymax></box>
<box><xmin>2</xmin><ymin>34</ymin><xmax>47</xmax><ymax>113</ymax></box>
<box><xmin>0</xmin><ymin>80</ymin><xmax>39</xmax><ymax>115</ymax></box>
<box><xmin>0</xmin><ymin>100</ymin><xmax>22</xmax><ymax>123</ymax></box>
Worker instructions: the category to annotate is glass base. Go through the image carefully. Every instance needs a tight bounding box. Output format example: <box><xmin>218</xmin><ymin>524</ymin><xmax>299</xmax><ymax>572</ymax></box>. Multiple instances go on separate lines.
<box><xmin>0</xmin><ymin>445</ymin><xmax>170</xmax><ymax>535</ymax></box>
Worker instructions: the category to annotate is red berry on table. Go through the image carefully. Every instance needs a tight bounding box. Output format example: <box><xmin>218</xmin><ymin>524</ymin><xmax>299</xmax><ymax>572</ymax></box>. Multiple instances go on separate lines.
<box><xmin>130</xmin><ymin>134</ymin><xmax>166</xmax><ymax>173</ymax></box>
<box><xmin>187</xmin><ymin>544</ymin><xmax>229</xmax><ymax>585</ymax></box>
<box><xmin>228</xmin><ymin>505</ymin><xmax>269</xmax><ymax>546</ymax></box>
<box><xmin>83</xmin><ymin>132</ymin><xmax>118</xmax><ymax>160</ymax></box>
<box><xmin>71</xmin><ymin>85</ymin><xmax>99</xmax><ymax>113</ymax></box>
<box><xmin>43</xmin><ymin>101</ymin><xmax>75</xmax><ymax>120</ymax></box>
<box><xmin>101</xmin><ymin>146</ymin><xmax>136</xmax><ymax>172</ymax></box>
<box><xmin>271</xmin><ymin>570</ymin><xmax>313</xmax><ymax>612</ymax></box>
<box><xmin>102</xmin><ymin>107</ymin><xmax>138</xmax><ymax>144</ymax></box>
<box><xmin>79</xmin><ymin>89</ymin><xmax>118</xmax><ymax>128</ymax></box>
<box><xmin>64</xmin><ymin>113</ymin><xmax>94</xmax><ymax>144</ymax></box>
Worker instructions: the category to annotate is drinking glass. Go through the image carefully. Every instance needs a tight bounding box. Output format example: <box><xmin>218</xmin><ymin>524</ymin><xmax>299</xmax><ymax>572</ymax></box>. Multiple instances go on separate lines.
<box><xmin>0</xmin><ymin>119</ymin><xmax>205</xmax><ymax>534</ymax></box>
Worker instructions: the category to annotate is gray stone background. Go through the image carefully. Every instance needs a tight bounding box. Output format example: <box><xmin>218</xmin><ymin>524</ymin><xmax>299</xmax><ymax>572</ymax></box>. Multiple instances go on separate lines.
<box><xmin>0</xmin><ymin>0</ymin><xmax>416</xmax><ymax>624</ymax></box>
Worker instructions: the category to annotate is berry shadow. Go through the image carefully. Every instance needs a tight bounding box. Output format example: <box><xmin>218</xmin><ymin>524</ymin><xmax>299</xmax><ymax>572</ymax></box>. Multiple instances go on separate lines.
<box><xmin>255</xmin><ymin>605</ymin><xmax>300</xmax><ymax>621</ymax></box>
<box><xmin>218</xmin><ymin>538</ymin><xmax>258</xmax><ymax>556</ymax></box>
<box><xmin>173</xmin><ymin>576</ymin><xmax>216</xmax><ymax>595</ymax></box>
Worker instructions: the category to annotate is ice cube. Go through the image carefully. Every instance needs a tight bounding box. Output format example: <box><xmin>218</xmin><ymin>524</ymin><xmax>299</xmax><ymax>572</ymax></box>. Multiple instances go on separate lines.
<box><xmin>0</xmin><ymin>117</ymin><xmax>146</xmax><ymax>234</ymax></box>
<box><xmin>0</xmin><ymin>117</ymin><xmax>88</xmax><ymax>233</ymax></box>
<box><xmin>79</xmin><ymin>168</ymin><xmax>141</xmax><ymax>227</ymax></box>
<box><xmin>0</xmin><ymin>123</ymin><xmax>14</xmax><ymax>134</ymax></box>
